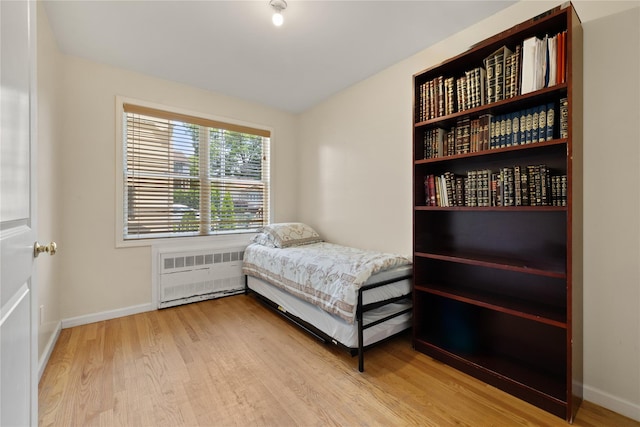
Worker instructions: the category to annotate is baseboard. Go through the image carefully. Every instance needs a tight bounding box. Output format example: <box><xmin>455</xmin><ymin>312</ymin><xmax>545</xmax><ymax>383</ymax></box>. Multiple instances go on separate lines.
<box><xmin>584</xmin><ymin>384</ymin><xmax>640</xmax><ymax>422</ymax></box>
<box><xmin>61</xmin><ymin>303</ymin><xmax>155</xmax><ymax>329</ymax></box>
<box><xmin>38</xmin><ymin>320</ymin><xmax>62</xmax><ymax>381</ymax></box>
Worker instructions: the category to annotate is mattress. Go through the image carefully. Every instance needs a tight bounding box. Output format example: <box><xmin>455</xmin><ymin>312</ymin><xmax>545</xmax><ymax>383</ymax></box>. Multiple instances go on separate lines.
<box><xmin>247</xmin><ymin>264</ymin><xmax>412</xmax><ymax>348</ymax></box>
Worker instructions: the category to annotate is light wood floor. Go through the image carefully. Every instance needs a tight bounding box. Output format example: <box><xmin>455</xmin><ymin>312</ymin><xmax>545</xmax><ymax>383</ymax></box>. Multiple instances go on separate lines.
<box><xmin>39</xmin><ymin>295</ymin><xmax>638</xmax><ymax>427</ymax></box>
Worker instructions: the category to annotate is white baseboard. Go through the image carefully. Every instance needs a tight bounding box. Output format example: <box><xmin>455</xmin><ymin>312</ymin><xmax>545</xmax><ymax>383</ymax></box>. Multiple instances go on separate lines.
<box><xmin>38</xmin><ymin>320</ymin><xmax>61</xmax><ymax>381</ymax></box>
<box><xmin>61</xmin><ymin>303</ymin><xmax>155</xmax><ymax>329</ymax></box>
<box><xmin>584</xmin><ymin>384</ymin><xmax>640</xmax><ymax>422</ymax></box>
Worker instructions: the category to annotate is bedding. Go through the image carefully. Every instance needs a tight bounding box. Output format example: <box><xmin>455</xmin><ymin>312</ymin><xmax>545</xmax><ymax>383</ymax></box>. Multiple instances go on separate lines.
<box><xmin>242</xmin><ymin>241</ymin><xmax>411</xmax><ymax>324</ymax></box>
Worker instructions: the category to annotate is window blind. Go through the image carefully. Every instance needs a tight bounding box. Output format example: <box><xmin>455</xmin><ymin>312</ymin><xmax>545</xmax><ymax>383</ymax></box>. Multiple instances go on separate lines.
<box><xmin>123</xmin><ymin>104</ymin><xmax>270</xmax><ymax>240</ymax></box>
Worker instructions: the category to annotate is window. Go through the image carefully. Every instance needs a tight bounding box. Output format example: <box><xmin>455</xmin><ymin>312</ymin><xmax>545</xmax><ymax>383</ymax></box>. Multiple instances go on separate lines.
<box><xmin>122</xmin><ymin>103</ymin><xmax>270</xmax><ymax>240</ymax></box>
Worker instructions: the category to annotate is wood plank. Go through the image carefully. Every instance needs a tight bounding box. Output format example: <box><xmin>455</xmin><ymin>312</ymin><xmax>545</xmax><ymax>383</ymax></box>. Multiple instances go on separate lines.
<box><xmin>39</xmin><ymin>296</ymin><xmax>639</xmax><ymax>426</ymax></box>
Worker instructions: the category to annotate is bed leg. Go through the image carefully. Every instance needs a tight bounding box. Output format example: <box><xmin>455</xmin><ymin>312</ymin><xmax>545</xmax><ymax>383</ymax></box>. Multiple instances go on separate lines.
<box><xmin>357</xmin><ymin>288</ymin><xmax>364</xmax><ymax>372</ymax></box>
<box><xmin>244</xmin><ymin>275</ymin><xmax>249</xmax><ymax>295</ymax></box>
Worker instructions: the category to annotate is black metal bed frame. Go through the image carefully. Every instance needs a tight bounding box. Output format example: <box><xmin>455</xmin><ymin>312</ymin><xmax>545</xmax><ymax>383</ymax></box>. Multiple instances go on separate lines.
<box><xmin>244</xmin><ymin>274</ymin><xmax>412</xmax><ymax>372</ymax></box>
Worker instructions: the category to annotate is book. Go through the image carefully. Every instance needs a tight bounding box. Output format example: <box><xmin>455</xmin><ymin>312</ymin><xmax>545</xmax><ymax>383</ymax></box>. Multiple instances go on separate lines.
<box><xmin>512</xmin><ymin>113</ymin><xmax>520</xmax><ymax>146</ymax></box>
<box><xmin>538</xmin><ymin>104</ymin><xmax>547</xmax><ymax>142</ymax></box>
<box><xmin>499</xmin><ymin>115</ymin><xmax>507</xmax><ymax>148</ymax></box>
<box><xmin>525</xmin><ymin>108</ymin><xmax>533</xmax><ymax>143</ymax></box>
<box><xmin>477</xmin><ymin>67</ymin><xmax>486</xmax><ymax>107</ymax></box>
<box><xmin>547</xmin><ymin>34</ymin><xmax>558</xmax><ymax>87</ymax></box>
<box><xmin>511</xmin><ymin>45</ymin><xmax>521</xmax><ymax>98</ymax></box>
<box><xmin>532</xmin><ymin>105</ymin><xmax>540</xmax><ymax>143</ymax></box>
<box><xmin>540</xmin><ymin>164</ymin><xmax>549</xmax><ymax>205</ymax></box>
<box><xmin>456</xmin><ymin>76</ymin><xmax>467</xmax><ymax>112</ymax></box>
<box><xmin>445</xmin><ymin>77</ymin><xmax>456</xmax><ymax>115</ymax></box>
<box><xmin>437</xmin><ymin>76</ymin><xmax>445</xmax><ymax>118</ymax></box>
<box><xmin>514</xmin><ymin>165</ymin><xmax>522</xmax><ymax>206</ymax></box>
<box><xmin>489</xmin><ymin>116</ymin><xmax>497</xmax><ymax>149</ymax></box>
<box><xmin>485</xmin><ymin>55</ymin><xmax>495</xmax><ymax>104</ymax></box>
<box><xmin>519</xmin><ymin>109</ymin><xmax>527</xmax><ymax>145</ymax></box>
<box><xmin>546</xmin><ymin>102</ymin><xmax>555</xmax><ymax>140</ymax></box>
<box><xmin>505</xmin><ymin>53</ymin><xmax>513</xmax><ymax>101</ymax></box>
<box><xmin>560</xmin><ymin>97</ymin><xmax>569</xmax><ymax>138</ymax></box>
<box><xmin>520</xmin><ymin>169</ymin><xmax>530</xmax><ymax>206</ymax></box>
<box><xmin>558</xmin><ymin>31</ymin><xmax>567</xmax><ymax>84</ymax></box>
<box><xmin>480</xmin><ymin>113</ymin><xmax>492</xmax><ymax>151</ymax></box>
<box><xmin>521</xmin><ymin>36</ymin><xmax>538</xmax><ymax>94</ymax></box>
<box><xmin>551</xmin><ymin>175</ymin><xmax>559</xmax><ymax>206</ymax></box>
<box><xmin>467</xmin><ymin>170</ymin><xmax>477</xmax><ymax>207</ymax></box>
<box><xmin>505</xmin><ymin>114</ymin><xmax>513</xmax><ymax>147</ymax></box>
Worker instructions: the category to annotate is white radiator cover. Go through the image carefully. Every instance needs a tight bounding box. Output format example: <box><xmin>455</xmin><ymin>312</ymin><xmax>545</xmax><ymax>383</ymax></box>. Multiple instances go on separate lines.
<box><xmin>157</xmin><ymin>246</ymin><xmax>245</xmax><ymax>308</ymax></box>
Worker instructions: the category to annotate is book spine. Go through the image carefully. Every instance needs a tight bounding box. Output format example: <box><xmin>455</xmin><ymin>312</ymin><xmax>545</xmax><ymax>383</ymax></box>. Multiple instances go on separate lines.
<box><xmin>486</xmin><ymin>55</ymin><xmax>495</xmax><ymax>104</ymax></box>
<box><xmin>514</xmin><ymin>165</ymin><xmax>522</xmax><ymax>206</ymax></box>
<box><xmin>532</xmin><ymin>107</ymin><xmax>540</xmax><ymax>144</ymax></box>
<box><xmin>517</xmin><ymin>109</ymin><xmax>525</xmax><ymax>145</ymax></box>
<box><xmin>489</xmin><ymin>116</ymin><xmax>500</xmax><ymax>149</ymax></box>
<box><xmin>455</xmin><ymin>176</ymin><xmax>464</xmax><ymax>207</ymax></box>
<box><xmin>462</xmin><ymin>118</ymin><xmax>471</xmax><ymax>154</ymax></box>
<box><xmin>437</xmin><ymin>76</ymin><xmax>445</xmax><ymax>118</ymax></box>
<box><xmin>521</xmin><ymin>168</ymin><xmax>530</xmax><ymax>206</ymax></box>
<box><xmin>499</xmin><ymin>115</ymin><xmax>506</xmax><ymax>148</ymax></box>
<box><xmin>505</xmin><ymin>113</ymin><xmax>513</xmax><ymax>147</ymax></box>
<box><xmin>424</xmin><ymin>175</ymin><xmax>430</xmax><ymax>205</ymax></box>
<box><xmin>527</xmin><ymin>165</ymin><xmax>537</xmax><ymax>206</ymax></box>
<box><xmin>511</xmin><ymin>112</ymin><xmax>520</xmax><ymax>146</ymax></box>
<box><xmin>538</xmin><ymin>104</ymin><xmax>547</xmax><ymax>142</ymax></box>
<box><xmin>479</xmin><ymin>67</ymin><xmax>486</xmax><ymax>107</ymax></box>
<box><xmin>546</xmin><ymin>102</ymin><xmax>555</xmax><ymax>140</ymax></box>
<box><xmin>540</xmin><ymin>164</ymin><xmax>549</xmax><ymax>206</ymax></box>
<box><xmin>525</xmin><ymin>108</ymin><xmax>533</xmax><ymax>144</ymax></box>
<box><xmin>560</xmin><ymin>97</ymin><xmax>569</xmax><ymax>138</ymax></box>
<box><xmin>505</xmin><ymin>53</ymin><xmax>513</xmax><ymax>99</ymax></box>
<box><xmin>495</xmin><ymin>52</ymin><xmax>504</xmax><ymax>102</ymax></box>
<box><xmin>482</xmin><ymin>114</ymin><xmax>492</xmax><ymax>151</ymax></box>
<box><xmin>513</xmin><ymin>45</ymin><xmax>522</xmax><ymax>97</ymax></box>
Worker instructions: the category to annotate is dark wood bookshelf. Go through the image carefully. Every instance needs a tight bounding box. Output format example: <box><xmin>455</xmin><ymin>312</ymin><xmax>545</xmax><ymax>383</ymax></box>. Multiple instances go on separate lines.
<box><xmin>414</xmin><ymin>139</ymin><xmax>567</xmax><ymax>164</ymax></box>
<box><xmin>413</xmin><ymin>283</ymin><xmax>567</xmax><ymax>327</ymax></box>
<box><xmin>414</xmin><ymin>250</ymin><xmax>566</xmax><ymax>278</ymax></box>
<box><xmin>415</xmin><ymin>83</ymin><xmax>568</xmax><ymax>129</ymax></box>
<box><xmin>411</xmin><ymin>3</ymin><xmax>583</xmax><ymax>422</ymax></box>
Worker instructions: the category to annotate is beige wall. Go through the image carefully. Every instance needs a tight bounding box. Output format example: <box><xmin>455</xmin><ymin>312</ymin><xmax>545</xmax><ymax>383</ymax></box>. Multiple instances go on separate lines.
<box><xmin>297</xmin><ymin>0</ymin><xmax>640</xmax><ymax>420</ymax></box>
<box><xmin>581</xmin><ymin>4</ymin><xmax>640</xmax><ymax>419</ymax></box>
<box><xmin>53</xmin><ymin>57</ymin><xmax>298</xmax><ymax>320</ymax></box>
<box><xmin>36</xmin><ymin>1</ymin><xmax>62</xmax><ymax>371</ymax></box>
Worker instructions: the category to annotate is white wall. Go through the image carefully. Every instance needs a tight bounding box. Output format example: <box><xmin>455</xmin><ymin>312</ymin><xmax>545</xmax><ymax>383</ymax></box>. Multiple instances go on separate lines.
<box><xmin>297</xmin><ymin>0</ymin><xmax>640</xmax><ymax>421</ymax></box>
<box><xmin>54</xmin><ymin>57</ymin><xmax>298</xmax><ymax>321</ymax></box>
<box><xmin>581</xmin><ymin>4</ymin><xmax>640</xmax><ymax>420</ymax></box>
<box><xmin>36</xmin><ymin>1</ymin><xmax>63</xmax><ymax>372</ymax></box>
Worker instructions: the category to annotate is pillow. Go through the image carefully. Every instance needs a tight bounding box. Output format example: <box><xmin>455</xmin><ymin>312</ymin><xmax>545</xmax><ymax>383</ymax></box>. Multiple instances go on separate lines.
<box><xmin>251</xmin><ymin>232</ymin><xmax>276</xmax><ymax>248</ymax></box>
<box><xmin>259</xmin><ymin>222</ymin><xmax>323</xmax><ymax>248</ymax></box>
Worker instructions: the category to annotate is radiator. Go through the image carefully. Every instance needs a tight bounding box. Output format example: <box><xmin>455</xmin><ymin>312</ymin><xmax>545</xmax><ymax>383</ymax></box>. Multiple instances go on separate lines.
<box><xmin>157</xmin><ymin>246</ymin><xmax>245</xmax><ymax>308</ymax></box>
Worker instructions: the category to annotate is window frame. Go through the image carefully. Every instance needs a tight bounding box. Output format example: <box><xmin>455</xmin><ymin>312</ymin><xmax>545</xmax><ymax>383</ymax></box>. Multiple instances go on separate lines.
<box><xmin>115</xmin><ymin>96</ymin><xmax>272</xmax><ymax>248</ymax></box>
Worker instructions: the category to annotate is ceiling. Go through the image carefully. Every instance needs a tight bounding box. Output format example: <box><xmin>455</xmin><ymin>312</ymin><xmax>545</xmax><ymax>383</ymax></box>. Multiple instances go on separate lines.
<box><xmin>42</xmin><ymin>0</ymin><xmax>516</xmax><ymax>113</ymax></box>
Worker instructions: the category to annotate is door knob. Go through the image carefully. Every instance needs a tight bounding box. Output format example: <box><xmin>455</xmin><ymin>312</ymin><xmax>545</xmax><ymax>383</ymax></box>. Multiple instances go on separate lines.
<box><xmin>34</xmin><ymin>241</ymin><xmax>57</xmax><ymax>258</ymax></box>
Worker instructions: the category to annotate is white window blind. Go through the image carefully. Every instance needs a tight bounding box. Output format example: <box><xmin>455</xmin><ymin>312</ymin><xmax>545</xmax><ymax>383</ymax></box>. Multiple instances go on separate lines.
<box><xmin>123</xmin><ymin>103</ymin><xmax>270</xmax><ymax>240</ymax></box>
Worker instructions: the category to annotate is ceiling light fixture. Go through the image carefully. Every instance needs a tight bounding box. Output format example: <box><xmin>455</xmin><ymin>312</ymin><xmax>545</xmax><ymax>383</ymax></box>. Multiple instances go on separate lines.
<box><xmin>269</xmin><ymin>0</ymin><xmax>287</xmax><ymax>27</ymax></box>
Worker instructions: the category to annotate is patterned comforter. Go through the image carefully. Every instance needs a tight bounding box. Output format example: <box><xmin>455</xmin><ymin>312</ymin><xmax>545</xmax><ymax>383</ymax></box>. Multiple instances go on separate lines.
<box><xmin>242</xmin><ymin>242</ymin><xmax>411</xmax><ymax>324</ymax></box>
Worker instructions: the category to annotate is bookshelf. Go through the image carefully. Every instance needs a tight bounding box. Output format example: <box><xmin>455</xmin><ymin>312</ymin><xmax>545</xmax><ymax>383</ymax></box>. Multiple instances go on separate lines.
<box><xmin>411</xmin><ymin>4</ymin><xmax>583</xmax><ymax>421</ymax></box>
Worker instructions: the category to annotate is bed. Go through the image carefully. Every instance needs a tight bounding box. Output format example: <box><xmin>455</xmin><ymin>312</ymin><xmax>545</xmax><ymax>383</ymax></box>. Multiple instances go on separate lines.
<box><xmin>242</xmin><ymin>223</ymin><xmax>412</xmax><ymax>372</ymax></box>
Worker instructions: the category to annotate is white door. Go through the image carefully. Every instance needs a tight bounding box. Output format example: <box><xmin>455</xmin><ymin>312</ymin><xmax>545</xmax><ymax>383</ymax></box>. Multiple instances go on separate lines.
<box><xmin>1</xmin><ymin>0</ymin><xmax>38</xmax><ymax>425</ymax></box>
